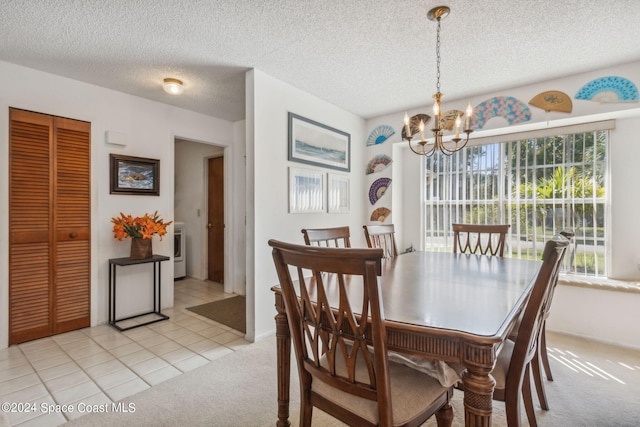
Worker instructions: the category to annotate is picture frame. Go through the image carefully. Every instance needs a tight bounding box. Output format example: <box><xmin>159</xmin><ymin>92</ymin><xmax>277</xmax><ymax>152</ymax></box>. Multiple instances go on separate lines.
<box><xmin>289</xmin><ymin>167</ymin><xmax>325</xmax><ymax>213</ymax></box>
<box><xmin>327</xmin><ymin>173</ymin><xmax>350</xmax><ymax>213</ymax></box>
<box><xmin>288</xmin><ymin>112</ymin><xmax>351</xmax><ymax>172</ymax></box>
<box><xmin>110</xmin><ymin>154</ymin><xmax>160</xmax><ymax>196</ymax></box>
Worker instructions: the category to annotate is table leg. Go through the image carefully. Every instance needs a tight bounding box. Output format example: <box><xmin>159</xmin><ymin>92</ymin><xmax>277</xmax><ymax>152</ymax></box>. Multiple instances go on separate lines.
<box><xmin>108</xmin><ymin>265</ymin><xmax>113</xmax><ymax>324</ymax></box>
<box><xmin>461</xmin><ymin>343</ymin><xmax>496</xmax><ymax>427</ymax></box>
<box><xmin>274</xmin><ymin>293</ymin><xmax>291</xmax><ymax>427</ymax></box>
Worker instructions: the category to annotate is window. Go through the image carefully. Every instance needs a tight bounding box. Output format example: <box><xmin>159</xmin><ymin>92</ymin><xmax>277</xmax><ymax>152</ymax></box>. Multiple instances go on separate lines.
<box><xmin>424</xmin><ymin>129</ymin><xmax>608</xmax><ymax>276</ymax></box>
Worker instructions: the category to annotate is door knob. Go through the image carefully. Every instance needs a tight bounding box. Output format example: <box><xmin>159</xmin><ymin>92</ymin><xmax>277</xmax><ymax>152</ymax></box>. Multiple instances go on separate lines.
<box><xmin>207</xmin><ymin>223</ymin><xmax>213</xmax><ymax>229</ymax></box>
<box><xmin>69</xmin><ymin>232</ymin><xmax>77</xmax><ymax>238</ymax></box>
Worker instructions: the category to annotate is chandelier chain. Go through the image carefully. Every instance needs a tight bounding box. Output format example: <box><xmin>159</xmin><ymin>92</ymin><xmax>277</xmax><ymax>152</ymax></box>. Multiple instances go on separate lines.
<box><xmin>435</xmin><ymin>17</ymin><xmax>441</xmax><ymax>94</ymax></box>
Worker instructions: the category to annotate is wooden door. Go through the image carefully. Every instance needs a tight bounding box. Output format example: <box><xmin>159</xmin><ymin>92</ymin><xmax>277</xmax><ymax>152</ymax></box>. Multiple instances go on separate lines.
<box><xmin>9</xmin><ymin>108</ymin><xmax>91</xmax><ymax>344</ymax></box>
<box><xmin>207</xmin><ymin>156</ymin><xmax>224</xmax><ymax>283</ymax></box>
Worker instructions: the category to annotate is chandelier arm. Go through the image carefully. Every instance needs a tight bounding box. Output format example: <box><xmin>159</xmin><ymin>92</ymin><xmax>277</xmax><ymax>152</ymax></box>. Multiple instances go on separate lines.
<box><xmin>440</xmin><ymin>132</ymin><xmax>472</xmax><ymax>155</ymax></box>
<box><xmin>408</xmin><ymin>140</ymin><xmax>437</xmax><ymax>156</ymax></box>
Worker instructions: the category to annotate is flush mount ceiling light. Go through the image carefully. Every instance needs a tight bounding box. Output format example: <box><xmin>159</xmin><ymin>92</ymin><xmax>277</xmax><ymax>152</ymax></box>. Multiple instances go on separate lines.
<box><xmin>163</xmin><ymin>78</ymin><xmax>184</xmax><ymax>95</ymax></box>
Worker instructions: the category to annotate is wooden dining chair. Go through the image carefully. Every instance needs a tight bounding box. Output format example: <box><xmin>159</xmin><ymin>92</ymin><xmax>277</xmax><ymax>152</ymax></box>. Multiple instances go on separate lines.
<box><xmin>301</xmin><ymin>226</ymin><xmax>351</xmax><ymax>248</ymax></box>
<box><xmin>269</xmin><ymin>240</ymin><xmax>454</xmax><ymax>427</ymax></box>
<box><xmin>490</xmin><ymin>237</ymin><xmax>569</xmax><ymax>427</ymax></box>
<box><xmin>528</xmin><ymin>231</ymin><xmax>573</xmax><ymax>411</ymax></box>
<box><xmin>452</xmin><ymin>223</ymin><xmax>510</xmax><ymax>256</ymax></box>
<box><xmin>363</xmin><ymin>224</ymin><xmax>398</xmax><ymax>258</ymax></box>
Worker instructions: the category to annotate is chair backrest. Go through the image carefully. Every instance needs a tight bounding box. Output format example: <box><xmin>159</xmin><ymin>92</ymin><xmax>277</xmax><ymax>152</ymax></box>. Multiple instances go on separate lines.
<box><xmin>363</xmin><ymin>224</ymin><xmax>398</xmax><ymax>258</ymax></box>
<box><xmin>506</xmin><ymin>237</ymin><xmax>569</xmax><ymax>396</ymax></box>
<box><xmin>452</xmin><ymin>224</ymin><xmax>510</xmax><ymax>256</ymax></box>
<box><xmin>559</xmin><ymin>230</ymin><xmax>576</xmax><ymax>273</ymax></box>
<box><xmin>540</xmin><ymin>233</ymin><xmax>571</xmax><ymax>320</ymax></box>
<box><xmin>268</xmin><ymin>240</ymin><xmax>392</xmax><ymax>424</ymax></box>
<box><xmin>301</xmin><ymin>226</ymin><xmax>351</xmax><ymax>247</ymax></box>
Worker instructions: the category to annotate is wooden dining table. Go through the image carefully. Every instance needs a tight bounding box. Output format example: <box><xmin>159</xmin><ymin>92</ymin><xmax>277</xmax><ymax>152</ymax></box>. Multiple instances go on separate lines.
<box><xmin>271</xmin><ymin>250</ymin><xmax>542</xmax><ymax>427</ymax></box>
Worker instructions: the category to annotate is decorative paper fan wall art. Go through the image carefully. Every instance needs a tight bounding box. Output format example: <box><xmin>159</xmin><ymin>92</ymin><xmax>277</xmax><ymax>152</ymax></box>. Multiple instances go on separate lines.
<box><xmin>472</xmin><ymin>96</ymin><xmax>532</xmax><ymax>129</ymax></box>
<box><xmin>575</xmin><ymin>76</ymin><xmax>639</xmax><ymax>103</ymax></box>
<box><xmin>528</xmin><ymin>91</ymin><xmax>573</xmax><ymax>113</ymax></box>
<box><xmin>371</xmin><ymin>207</ymin><xmax>391</xmax><ymax>222</ymax></box>
<box><xmin>366</xmin><ymin>125</ymin><xmax>395</xmax><ymax>146</ymax></box>
<box><xmin>366</xmin><ymin>154</ymin><xmax>392</xmax><ymax>175</ymax></box>
<box><xmin>441</xmin><ymin>110</ymin><xmax>463</xmax><ymax>130</ymax></box>
<box><xmin>369</xmin><ymin>178</ymin><xmax>391</xmax><ymax>205</ymax></box>
<box><xmin>401</xmin><ymin>114</ymin><xmax>431</xmax><ymax>140</ymax></box>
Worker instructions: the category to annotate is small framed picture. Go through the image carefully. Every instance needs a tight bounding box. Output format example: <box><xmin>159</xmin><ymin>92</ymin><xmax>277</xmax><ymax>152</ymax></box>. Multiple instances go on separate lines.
<box><xmin>288</xmin><ymin>112</ymin><xmax>351</xmax><ymax>172</ymax></box>
<box><xmin>328</xmin><ymin>173</ymin><xmax>350</xmax><ymax>213</ymax></box>
<box><xmin>110</xmin><ymin>154</ymin><xmax>160</xmax><ymax>196</ymax></box>
<box><xmin>289</xmin><ymin>167</ymin><xmax>325</xmax><ymax>213</ymax></box>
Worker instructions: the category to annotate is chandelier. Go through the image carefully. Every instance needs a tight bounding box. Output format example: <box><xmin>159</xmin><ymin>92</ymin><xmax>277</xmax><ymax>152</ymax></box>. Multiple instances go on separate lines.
<box><xmin>403</xmin><ymin>6</ymin><xmax>473</xmax><ymax>156</ymax></box>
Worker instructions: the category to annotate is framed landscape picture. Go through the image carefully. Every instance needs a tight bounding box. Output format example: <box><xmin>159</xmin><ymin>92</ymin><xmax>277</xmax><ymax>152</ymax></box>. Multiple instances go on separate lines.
<box><xmin>110</xmin><ymin>154</ymin><xmax>160</xmax><ymax>195</ymax></box>
<box><xmin>288</xmin><ymin>112</ymin><xmax>351</xmax><ymax>172</ymax></box>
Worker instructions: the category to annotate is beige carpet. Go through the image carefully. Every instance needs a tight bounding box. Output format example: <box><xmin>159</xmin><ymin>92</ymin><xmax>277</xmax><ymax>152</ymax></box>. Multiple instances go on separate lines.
<box><xmin>187</xmin><ymin>296</ymin><xmax>246</xmax><ymax>333</ymax></box>
<box><xmin>66</xmin><ymin>331</ymin><xmax>640</xmax><ymax>427</ymax></box>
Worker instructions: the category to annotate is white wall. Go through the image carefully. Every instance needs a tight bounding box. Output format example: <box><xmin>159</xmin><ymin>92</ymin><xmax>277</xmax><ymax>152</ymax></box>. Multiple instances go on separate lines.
<box><xmin>365</xmin><ymin>60</ymin><xmax>640</xmax><ymax>348</ymax></box>
<box><xmin>0</xmin><ymin>60</ymin><xmax>237</xmax><ymax>348</ymax></box>
<box><xmin>247</xmin><ymin>69</ymin><xmax>367</xmax><ymax>341</ymax></box>
<box><xmin>174</xmin><ymin>139</ymin><xmax>224</xmax><ymax>280</ymax></box>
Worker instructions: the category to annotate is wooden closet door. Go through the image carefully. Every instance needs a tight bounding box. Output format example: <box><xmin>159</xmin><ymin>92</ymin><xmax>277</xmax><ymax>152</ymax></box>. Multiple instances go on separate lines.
<box><xmin>9</xmin><ymin>109</ymin><xmax>54</xmax><ymax>344</ymax></box>
<box><xmin>53</xmin><ymin>116</ymin><xmax>91</xmax><ymax>334</ymax></box>
<box><xmin>9</xmin><ymin>108</ymin><xmax>91</xmax><ymax>344</ymax></box>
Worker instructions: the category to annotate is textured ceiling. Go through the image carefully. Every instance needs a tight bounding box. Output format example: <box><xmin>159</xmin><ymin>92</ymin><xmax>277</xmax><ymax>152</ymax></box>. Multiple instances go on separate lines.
<box><xmin>2</xmin><ymin>1</ymin><xmax>640</xmax><ymax>122</ymax></box>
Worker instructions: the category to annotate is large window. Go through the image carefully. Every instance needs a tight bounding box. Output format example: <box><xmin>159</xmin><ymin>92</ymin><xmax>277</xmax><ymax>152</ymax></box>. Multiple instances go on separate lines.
<box><xmin>424</xmin><ymin>129</ymin><xmax>608</xmax><ymax>276</ymax></box>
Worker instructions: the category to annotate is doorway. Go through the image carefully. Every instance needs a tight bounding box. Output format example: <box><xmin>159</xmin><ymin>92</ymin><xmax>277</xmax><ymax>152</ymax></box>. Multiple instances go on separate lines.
<box><xmin>173</xmin><ymin>138</ymin><xmax>225</xmax><ymax>287</ymax></box>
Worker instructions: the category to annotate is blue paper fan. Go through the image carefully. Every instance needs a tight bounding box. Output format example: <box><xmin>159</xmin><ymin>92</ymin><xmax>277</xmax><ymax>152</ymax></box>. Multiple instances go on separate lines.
<box><xmin>575</xmin><ymin>76</ymin><xmax>639</xmax><ymax>103</ymax></box>
<box><xmin>369</xmin><ymin>177</ymin><xmax>391</xmax><ymax>205</ymax></box>
<box><xmin>366</xmin><ymin>125</ymin><xmax>395</xmax><ymax>146</ymax></box>
<box><xmin>366</xmin><ymin>154</ymin><xmax>392</xmax><ymax>175</ymax></box>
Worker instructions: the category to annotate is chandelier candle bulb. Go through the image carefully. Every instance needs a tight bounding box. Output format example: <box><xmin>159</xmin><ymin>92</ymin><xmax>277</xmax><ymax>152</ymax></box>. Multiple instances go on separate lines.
<box><xmin>455</xmin><ymin>116</ymin><xmax>461</xmax><ymax>139</ymax></box>
<box><xmin>404</xmin><ymin>113</ymin><xmax>411</xmax><ymax>138</ymax></box>
<box><xmin>466</xmin><ymin>102</ymin><xmax>472</xmax><ymax>129</ymax></box>
<box><xmin>419</xmin><ymin>119</ymin><xmax>426</xmax><ymax>141</ymax></box>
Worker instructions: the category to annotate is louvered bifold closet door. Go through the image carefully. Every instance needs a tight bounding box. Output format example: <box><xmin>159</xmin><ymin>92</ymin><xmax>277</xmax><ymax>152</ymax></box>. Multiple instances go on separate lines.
<box><xmin>9</xmin><ymin>109</ymin><xmax>54</xmax><ymax>344</ymax></box>
<box><xmin>9</xmin><ymin>108</ymin><xmax>91</xmax><ymax>344</ymax></box>
<box><xmin>54</xmin><ymin>117</ymin><xmax>91</xmax><ymax>334</ymax></box>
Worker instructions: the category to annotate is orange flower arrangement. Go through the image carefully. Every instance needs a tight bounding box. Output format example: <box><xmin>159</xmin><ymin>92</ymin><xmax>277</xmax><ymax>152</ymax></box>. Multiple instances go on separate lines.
<box><xmin>111</xmin><ymin>211</ymin><xmax>172</xmax><ymax>240</ymax></box>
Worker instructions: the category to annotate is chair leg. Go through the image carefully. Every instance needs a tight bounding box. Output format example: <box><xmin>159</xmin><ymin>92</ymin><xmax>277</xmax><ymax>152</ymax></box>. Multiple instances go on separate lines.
<box><xmin>523</xmin><ymin>364</ymin><xmax>538</xmax><ymax>427</ymax></box>
<box><xmin>532</xmin><ymin>349</ymin><xmax>549</xmax><ymax>410</ymax></box>
<box><xmin>540</xmin><ymin>322</ymin><xmax>554</xmax><ymax>381</ymax></box>
<box><xmin>504</xmin><ymin>382</ymin><xmax>522</xmax><ymax>427</ymax></box>
<box><xmin>300</xmin><ymin>390</ymin><xmax>313</xmax><ymax>427</ymax></box>
<box><xmin>435</xmin><ymin>402</ymin><xmax>453</xmax><ymax>427</ymax></box>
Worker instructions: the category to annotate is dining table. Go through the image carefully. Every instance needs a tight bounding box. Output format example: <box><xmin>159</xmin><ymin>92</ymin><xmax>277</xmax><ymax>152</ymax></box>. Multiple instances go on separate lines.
<box><xmin>271</xmin><ymin>250</ymin><xmax>542</xmax><ymax>427</ymax></box>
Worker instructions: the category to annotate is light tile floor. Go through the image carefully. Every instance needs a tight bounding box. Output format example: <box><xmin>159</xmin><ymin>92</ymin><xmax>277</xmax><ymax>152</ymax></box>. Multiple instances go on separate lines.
<box><xmin>0</xmin><ymin>278</ymin><xmax>248</xmax><ymax>427</ymax></box>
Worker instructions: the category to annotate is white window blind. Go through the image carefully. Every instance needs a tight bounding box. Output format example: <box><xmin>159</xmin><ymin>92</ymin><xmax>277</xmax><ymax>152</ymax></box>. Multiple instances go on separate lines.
<box><xmin>424</xmin><ymin>126</ymin><xmax>609</xmax><ymax>276</ymax></box>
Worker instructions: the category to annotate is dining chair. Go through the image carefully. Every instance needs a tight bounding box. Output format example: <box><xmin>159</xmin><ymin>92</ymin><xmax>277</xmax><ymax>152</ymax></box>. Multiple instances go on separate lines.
<box><xmin>452</xmin><ymin>223</ymin><xmax>510</xmax><ymax>256</ymax></box>
<box><xmin>301</xmin><ymin>226</ymin><xmax>351</xmax><ymax>248</ymax></box>
<box><xmin>490</xmin><ymin>236</ymin><xmax>569</xmax><ymax>427</ymax></box>
<box><xmin>529</xmin><ymin>231</ymin><xmax>573</xmax><ymax>411</ymax></box>
<box><xmin>269</xmin><ymin>240</ymin><xmax>454</xmax><ymax>427</ymax></box>
<box><xmin>363</xmin><ymin>224</ymin><xmax>398</xmax><ymax>258</ymax></box>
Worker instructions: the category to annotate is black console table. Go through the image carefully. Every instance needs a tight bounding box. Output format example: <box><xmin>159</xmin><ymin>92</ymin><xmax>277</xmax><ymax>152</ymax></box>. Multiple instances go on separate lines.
<box><xmin>108</xmin><ymin>255</ymin><xmax>171</xmax><ymax>331</ymax></box>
